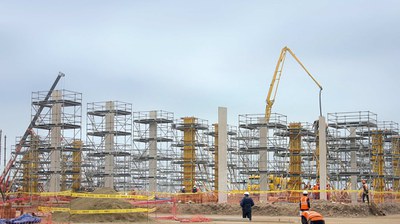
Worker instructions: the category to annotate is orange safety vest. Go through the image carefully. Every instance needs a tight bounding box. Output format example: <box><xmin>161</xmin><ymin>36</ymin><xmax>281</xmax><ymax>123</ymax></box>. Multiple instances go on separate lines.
<box><xmin>302</xmin><ymin>211</ymin><xmax>324</xmax><ymax>221</ymax></box>
<box><xmin>300</xmin><ymin>196</ymin><xmax>309</xmax><ymax>210</ymax></box>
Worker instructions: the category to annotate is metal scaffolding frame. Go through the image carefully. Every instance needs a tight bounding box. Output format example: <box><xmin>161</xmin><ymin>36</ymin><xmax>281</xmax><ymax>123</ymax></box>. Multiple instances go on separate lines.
<box><xmin>237</xmin><ymin>113</ymin><xmax>292</xmax><ymax>189</ymax></box>
<box><xmin>132</xmin><ymin>110</ymin><xmax>176</xmax><ymax>192</ymax></box>
<box><xmin>11</xmin><ymin>89</ymin><xmax>82</xmax><ymax>192</ymax></box>
<box><xmin>86</xmin><ymin>101</ymin><xmax>132</xmax><ymax>191</ymax></box>
<box><xmin>172</xmin><ymin>117</ymin><xmax>212</xmax><ymax>191</ymax></box>
<box><xmin>206</xmin><ymin>124</ymin><xmax>239</xmax><ymax>190</ymax></box>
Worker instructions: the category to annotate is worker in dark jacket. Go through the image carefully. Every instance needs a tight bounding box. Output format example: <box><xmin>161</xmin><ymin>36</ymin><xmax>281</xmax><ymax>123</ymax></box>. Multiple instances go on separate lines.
<box><xmin>240</xmin><ymin>192</ymin><xmax>255</xmax><ymax>221</ymax></box>
<box><xmin>301</xmin><ymin>210</ymin><xmax>325</xmax><ymax>224</ymax></box>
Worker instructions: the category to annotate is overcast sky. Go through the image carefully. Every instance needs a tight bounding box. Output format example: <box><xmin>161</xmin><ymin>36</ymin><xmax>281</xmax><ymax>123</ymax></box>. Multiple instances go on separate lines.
<box><xmin>1</xmin><ymin>1</ymin><xmax>399</xmax><ymax>163</ymax></box>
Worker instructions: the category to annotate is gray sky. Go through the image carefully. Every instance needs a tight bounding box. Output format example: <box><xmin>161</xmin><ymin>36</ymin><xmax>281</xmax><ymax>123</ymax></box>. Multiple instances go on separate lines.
<box><xmin>1</xmin><ymin>1</ymin><xmax>400</xmax><ymax>163</ymax></box>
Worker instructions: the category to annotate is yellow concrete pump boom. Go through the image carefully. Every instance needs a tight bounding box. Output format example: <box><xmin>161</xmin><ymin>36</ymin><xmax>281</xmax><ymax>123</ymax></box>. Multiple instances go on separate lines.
<box><xmin>265</xmin><ymin>46</ymin><xmax>323</xmax><ymax>122</ymax></box>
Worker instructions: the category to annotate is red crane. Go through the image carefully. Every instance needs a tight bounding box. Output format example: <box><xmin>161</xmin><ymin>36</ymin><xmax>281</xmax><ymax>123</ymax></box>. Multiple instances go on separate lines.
<box><xmin>0</xmin><ymin>73</ymin><xmax>64</xmax><ymax>199</ymax></box>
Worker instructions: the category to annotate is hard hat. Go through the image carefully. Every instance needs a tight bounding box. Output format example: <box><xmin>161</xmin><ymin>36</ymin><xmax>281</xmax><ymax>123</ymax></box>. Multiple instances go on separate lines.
<box><xmin>244</xmin><ymin>192</ymin><xmax>250</xmax><ymax>195</ymax></box>
<box><xmin>182</xmin><ymin>186</ymin><xmax>185</xmax><ymax>188</ymax></box>
<box><xmin>303</xmin><ymin>190</ymin><xmax>308</xmax><ymax>195</ymax></box>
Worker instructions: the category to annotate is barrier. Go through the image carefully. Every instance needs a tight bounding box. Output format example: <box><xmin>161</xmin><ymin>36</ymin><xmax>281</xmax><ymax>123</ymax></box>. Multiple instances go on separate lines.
<box><xmin>38</xmin><ymin>206</ymin><xmax>156</xmax><ymax>214</ymax></box>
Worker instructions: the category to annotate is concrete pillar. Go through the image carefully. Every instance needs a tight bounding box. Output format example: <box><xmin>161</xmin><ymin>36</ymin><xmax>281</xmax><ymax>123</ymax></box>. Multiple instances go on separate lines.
<box><xmin>217</xmin><ymin>107</ymin><xmax>228</xmax><ymax>203</ymax></box>
<box><xmin>104</xmin><ymin>101</ymin><xmax>115</xmax><ymax>188</ymax></box>
<box><xmin>149</xmin><ymin>111</ymin><xmax>157</xmax><ymax>193</ymax></box>
<box><xmin>49</xmin><ymin>90</ymin><xmax>61</xmax><ymax>192</ymax></box>
<box><xmin>318</xmin><ymin>116</ymin><xmax>327</xmax><ymax>200</ymax></box>
<box><xmin>259</xmin><ymin>125</ymin><xmax>268</xmax><ymax>202</ymax></box>
<box><xmin>349</xmin><ymin>127</ymin><xmax>358</xmax><ymax>204</ymax></box>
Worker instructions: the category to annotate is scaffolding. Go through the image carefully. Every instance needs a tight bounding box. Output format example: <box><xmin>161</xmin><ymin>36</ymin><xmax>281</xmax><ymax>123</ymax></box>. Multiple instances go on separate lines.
<box><xmin>206</xmin><ymin>124</ymin><xmax>239</xmax><ymax>190</ymax></box>
<box><xmin>172</xmin><ymin>117</ymin><xmax>211</xmax><ymax>191</ymax></box>
<box><xmin>237</xmin><ymin>113</ymin><xmax>289</xmax><ymax>190</ymax></box>
<box><xmin>86</xmin><ymin>101</ymin><xmax>132</xmax><ymax>191</ymax></box>
<box><xmin>10</xmin><ymin>89</ymin><xmax>83</xmax><ymax>192</ymax></box>
<box><xmin>132</xmin><ymin>110</ymin><xmax>176</xmax><ymax>192</ymax></box>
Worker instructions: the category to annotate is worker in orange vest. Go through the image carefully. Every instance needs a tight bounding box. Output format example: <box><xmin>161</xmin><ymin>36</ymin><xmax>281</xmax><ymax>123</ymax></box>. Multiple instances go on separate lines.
<box><xmin>300</xmin><ymin>190</ymin><xmax>310</xmax><ymax>215</ymax></box>
<box><xmin>301</xmin><ymin>210</ymin><xmax>325</xmax><ymax>224</ymax></box>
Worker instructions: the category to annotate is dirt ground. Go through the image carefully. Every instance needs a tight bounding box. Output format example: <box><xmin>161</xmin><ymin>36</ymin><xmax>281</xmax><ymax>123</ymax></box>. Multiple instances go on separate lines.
<box><xmin>85</xmin><ymin>214</ymin><xmax>400</xmax><ymax>224</ymax></box>
<box><xmin>50</xmin><ymin>189</ymin><xmax>400</xmax><ymax>223</ymax></box>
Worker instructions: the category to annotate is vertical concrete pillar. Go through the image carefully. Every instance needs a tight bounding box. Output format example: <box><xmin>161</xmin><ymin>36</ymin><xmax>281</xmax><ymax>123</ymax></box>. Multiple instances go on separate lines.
<box><xmin>104</xmin><ymin>101</ymin><xmax>115</xmax><ymax>188</ymax></box>
<box><xmin>318</xmin><ymin>116</ymin><xmax>327</xmax><ymax>200</ymax></box>
<box><xmin>349</xmin><ymin>127</ymin><xmax>358</xmax><ymax>204</ymax></box>
<box><xmin>49</xmin><ymin>90</ymin><xmax>61</xmax><ymax>192</ymax></box>
<box><xmin>217</xmin><ymin>107</ymin><xmax>228</xmax><ymax>203</ymax></box>
<box><xmin>149</xmin><ymin>111</ymin><xmax>158</xmax><ymax>193</ymax></box>
<box><xmin>259</xmin><ymin>124</ymin><xmax>268</xmax><ymax>202</ymax></box>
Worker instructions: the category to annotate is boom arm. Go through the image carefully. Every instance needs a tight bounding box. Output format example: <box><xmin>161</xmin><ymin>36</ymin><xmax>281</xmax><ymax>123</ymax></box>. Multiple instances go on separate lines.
<box><xmin>0</xmin><ymin>72</ymin><xmax>65</xmax><ymax>194</ymax></box>
<box><xmin>265</xmin><ymin>46</ymin><xmax>323</xmax><ymax>122</ymax></box>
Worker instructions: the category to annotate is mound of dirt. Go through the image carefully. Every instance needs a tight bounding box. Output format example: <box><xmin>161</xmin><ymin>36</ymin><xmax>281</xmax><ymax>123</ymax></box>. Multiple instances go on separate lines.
<box><xmin>155</xmin><ymin>200</ymin><xmax>400</xmax><ymax>217</ymax></box>
<box><xmin>52</xmin><ymin>187</ymin><xmax>151</xmax><ymax>223</ymax></box>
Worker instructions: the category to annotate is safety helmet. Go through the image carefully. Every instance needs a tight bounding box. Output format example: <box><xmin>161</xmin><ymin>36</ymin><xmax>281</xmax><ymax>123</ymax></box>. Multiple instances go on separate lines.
<box><xmin>303</xmin><ymin>190</ymin><xmax>308</xmax><ymax>195</ymax></box>
<box><xmin>244</xmin><ymin>192</ymin><xmax>250</xmax><ymax>196</ymax></box>
<box><xmin>182</xmin><ymin>186</ymin><xmax>185</xmax><ymax>188</ymax></box>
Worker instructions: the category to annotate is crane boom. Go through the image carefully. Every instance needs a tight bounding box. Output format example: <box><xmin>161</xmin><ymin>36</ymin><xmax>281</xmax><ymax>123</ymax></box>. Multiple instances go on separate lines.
<box><xmin>265</xmin><ymin>46</ymin><xmax>323</xmax><ymax>122</ymax></box>
<box><xmin>0</xmin><ymin>72</ymin><xmax>65</xmax><ymax>194</ymax></box>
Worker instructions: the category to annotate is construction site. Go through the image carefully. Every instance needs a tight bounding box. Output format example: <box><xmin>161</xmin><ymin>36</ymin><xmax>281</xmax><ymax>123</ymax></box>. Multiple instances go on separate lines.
<box><xmin>0</xmin><ymin>47</ymin><xmax>400</xmax><ymax>224</ymax></box>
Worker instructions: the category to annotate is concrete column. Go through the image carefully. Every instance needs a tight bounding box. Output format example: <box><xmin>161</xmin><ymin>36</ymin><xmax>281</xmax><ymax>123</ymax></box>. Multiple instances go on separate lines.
<box><xmin>49</xmin><ymin>90</ymin><xmax>61</xmax><ymax>192</ymax></box>
<box><xmin>104</xmin><ymin>101</ymin><xmax>115</xmax><ymax>188</ymax></box>
<box><xmin>217</xmin><ymin>107</ymin><xmax>228</xmax><ymax>203</ymax></box>
<box><xmin>318</xmin><ymin>116</ymin><xmax>327</xmax><ymax>200</ymax></box>
<box><xmin>349</xmin><ymin>127</ymin><xmax>358</xmax><ymax>203</ymax></box>
<box><xmin>259</xmin><ymin>124</ymin><xmax>268</xmax><ymax>203</ymax></box>
<box><xmin>149</xmin><ymin>111</ymin><xmax>157</xmax><ymax>193</ymax></box>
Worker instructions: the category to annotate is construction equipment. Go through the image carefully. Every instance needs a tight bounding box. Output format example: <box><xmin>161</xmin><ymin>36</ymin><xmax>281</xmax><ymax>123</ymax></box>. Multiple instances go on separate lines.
<box><xmin>247</xmin><ymin>175</ymin><xmax>287</xmax><ymax>191</ymax></box>
<box><xmin>0</xmin><ymin>72</ymin><xmax>64</xmax><ymax>198</ymax></box>
<box><xmin>265</xmin><ymin>46</ymin><xmax>323</xmax><ymax>122</ymax></box>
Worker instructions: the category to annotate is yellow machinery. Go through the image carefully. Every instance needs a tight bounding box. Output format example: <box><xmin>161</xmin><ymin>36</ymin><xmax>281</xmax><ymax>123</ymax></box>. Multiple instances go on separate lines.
<box><xmin>265</xmin><ymin>46</ymin><xmax>323</xmax><ymax>122</ymax></box>
<box><xmin>261</xmin><ymin>46</ymin><xmax>323</xmax><ymax>197</ymax></box>
<box><xmin>247</xmin><ymin>174</ymin><xmax>287</xmax><ymax>191</ymax></box>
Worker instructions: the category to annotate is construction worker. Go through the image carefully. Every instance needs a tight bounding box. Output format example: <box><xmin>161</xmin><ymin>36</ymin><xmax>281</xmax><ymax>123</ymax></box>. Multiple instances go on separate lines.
<box><xmin>361</xmin><ymin>180</ymin><xmax>369</xmax><ymax>204</ymax></box>
<box><xmin>301</xmin><ymin>210</ymin><xmax>325</xmax><ymax>224</ymax></box>
<box><xmin>313</xmin><ymin>183</ymin><xmax>320</xmax><ymax>199</ymax></box>
<box><xmin>300</xmin><ymin>190</ymin><xmax>310</xmax><ymax>215</ymax></box>
<box><xmin>192</xmin><ymin>186</ymin><xmax>198</xmax><ymax>193</ymax></box>
<box><xmin>180</xmin><ymin>186</ymin><xmax>186</xmax><ymax>193</ymax></box>
<box><xmin>240</xmin><ymin>192</ymin><xmax>254</xmax><ymax>221</ymax></box>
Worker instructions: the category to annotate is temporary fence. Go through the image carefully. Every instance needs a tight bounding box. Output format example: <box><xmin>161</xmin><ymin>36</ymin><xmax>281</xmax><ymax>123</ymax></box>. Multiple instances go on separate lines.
<box><xmin>0</xmin><ymin>188</ymin><xmax>399</xmax><ymax>223</ymax></box>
